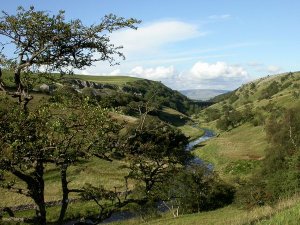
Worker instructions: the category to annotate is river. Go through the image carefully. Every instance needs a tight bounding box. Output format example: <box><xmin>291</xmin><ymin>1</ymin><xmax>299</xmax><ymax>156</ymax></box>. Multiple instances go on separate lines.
<box><xmin>185</xmin><ymin>128</ymin><xmax>215</xmax><ymax>167</ymax></box>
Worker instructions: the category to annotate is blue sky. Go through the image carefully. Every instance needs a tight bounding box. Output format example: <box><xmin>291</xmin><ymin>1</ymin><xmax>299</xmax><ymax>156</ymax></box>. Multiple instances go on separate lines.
<box><xmin>2</xmin><ymin>0</ymin><xmax>300</xmax><ymax>90</ymax></box>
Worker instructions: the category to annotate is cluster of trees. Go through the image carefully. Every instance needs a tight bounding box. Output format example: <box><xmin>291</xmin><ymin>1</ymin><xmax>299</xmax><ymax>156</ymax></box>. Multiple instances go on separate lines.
<box><xmin>214</xmin><ymin>104</ymin><xmax>257</xmax><ymax>131</ymax></box>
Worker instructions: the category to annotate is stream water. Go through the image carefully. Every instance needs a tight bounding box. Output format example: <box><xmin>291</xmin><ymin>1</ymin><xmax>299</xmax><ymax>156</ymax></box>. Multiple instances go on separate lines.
<box><xmin>185</xmin><ymin>128</ymin><xmax>215</xmax><ymax>167</ymax></box>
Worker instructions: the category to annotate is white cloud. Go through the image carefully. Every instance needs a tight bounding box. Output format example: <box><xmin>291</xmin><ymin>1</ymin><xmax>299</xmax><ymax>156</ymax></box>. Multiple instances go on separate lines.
<box><xmin>165</xmin><ymin>61</ymin><xmax>249</xmax><ymax>90</ymax></box>
<box><xmin>129</xmin><ymin>65</ymin><xmax>176</xmax><ymax>80</ymax></box>
<box><xmin>189</xmin><ymin>61</ymin><xmax>248</xmax><ymax>80</ymax></box>
<box><xmin>110</xmin><ymin>20</ymin><xmax>205</xmax><ymax>55</ymax></box>
<box><xmin>126</xmin><ymin>61</ymin><xmax>249</xmax><ymax>90</ymax></box>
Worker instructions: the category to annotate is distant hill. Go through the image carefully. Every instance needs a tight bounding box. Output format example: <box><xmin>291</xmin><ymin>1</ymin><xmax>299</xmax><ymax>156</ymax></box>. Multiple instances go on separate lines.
<box><xmin>179</xmin><ymin>89</ymin><xmax>229</xmax><ymax>101</ymax></box>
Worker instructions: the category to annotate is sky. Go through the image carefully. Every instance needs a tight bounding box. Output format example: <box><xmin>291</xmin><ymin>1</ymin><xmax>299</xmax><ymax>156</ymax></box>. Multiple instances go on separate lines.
<box><xmin>1</xmin><ymin>0</ymin><xmax>300</xmax><ymax>90</ymax></box>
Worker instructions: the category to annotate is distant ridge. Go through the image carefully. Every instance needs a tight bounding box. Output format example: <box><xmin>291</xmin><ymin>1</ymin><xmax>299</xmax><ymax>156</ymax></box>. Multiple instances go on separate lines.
<box><xmin>179</xmin><ymin>89</ymin><xmax>229</xmax><ymax>101</ymax></box>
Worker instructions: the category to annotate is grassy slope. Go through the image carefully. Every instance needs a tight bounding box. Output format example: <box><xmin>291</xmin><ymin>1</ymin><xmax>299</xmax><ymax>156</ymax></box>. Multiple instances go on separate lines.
<box><xmin>69</xmin><ymin>74</ymin><xmax>142</xmax><ymax>85</ymax></box>
<box><xmin>0</xmin><ymin>158</ymin><xmax>129</xmax><ymax>207</ymax></box>
<box><xmin>112</xmin><ymin>194</ymin><xmax>300</xmax><ymax>225</ymax></box>
<box><xmin>194</xmin><ymin>72</ymin><xmax>300</xmax><ymax>178</ymax></box>
<box><xmin>193</xmin><ymin>123</ymin><xmax>265</xmax><ymax>180</ymax></box>
<box><xmin>158</xmin><ymin>107</ymin><xmax>204</xmax><ymax>140</ymax></box>
<box><xmin>160</xmin><ymin>72</ymin><xmax>300</xmax><ymax>224</ymax></box>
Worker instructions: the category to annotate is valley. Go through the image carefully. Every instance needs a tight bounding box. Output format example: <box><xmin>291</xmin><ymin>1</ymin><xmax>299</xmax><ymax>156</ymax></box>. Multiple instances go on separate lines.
<box><xmin>1</xmin><ymin>69</ymin><xmax>299</xmax><ymax>224</ymax></box>
<box><xmin>0</xmin><ymin>5</ymin><xmax>299</xmax><ymax>224</ymax></box>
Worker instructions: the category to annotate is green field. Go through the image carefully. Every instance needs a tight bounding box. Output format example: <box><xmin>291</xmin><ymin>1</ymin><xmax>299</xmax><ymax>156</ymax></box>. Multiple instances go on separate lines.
<box><xmin>69</xmin><ymin>74</ymin><xmax>142</xmax><ymax>85</ymax></box>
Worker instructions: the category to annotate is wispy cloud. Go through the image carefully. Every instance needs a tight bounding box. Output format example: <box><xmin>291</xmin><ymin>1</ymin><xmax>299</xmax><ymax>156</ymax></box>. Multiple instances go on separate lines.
<box><xmin>247</xmin><ymin>62</ymin><xmax>282</xmax><ymax>74</ymax></box>
<box><xmin>208</xmin><ymin>14</ymin><xmax>231</xmax><ymax>20</ymax></box>
<box><xmin>110</xmin><ymin>20</ymin><xmax>207</xmax><ymax>56</ymax></box>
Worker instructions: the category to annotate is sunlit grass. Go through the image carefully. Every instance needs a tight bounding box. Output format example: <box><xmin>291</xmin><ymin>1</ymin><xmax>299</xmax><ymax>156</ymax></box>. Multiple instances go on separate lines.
<box><xmin>112</xmin><ymin>194</ymin><xmax>300</xmax><ymax>225</ymax></box>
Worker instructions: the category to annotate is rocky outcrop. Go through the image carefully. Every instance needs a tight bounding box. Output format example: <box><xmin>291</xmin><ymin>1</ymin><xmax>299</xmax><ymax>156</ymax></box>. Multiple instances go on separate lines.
<box><xmin>66</xmin><ymin>79</ymin><xmax>117</xmax><ymax>90</ymax></box>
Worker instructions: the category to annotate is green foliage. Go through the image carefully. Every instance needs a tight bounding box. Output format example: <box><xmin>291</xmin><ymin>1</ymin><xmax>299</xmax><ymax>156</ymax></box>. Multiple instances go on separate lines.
<box><xmin>216</xmin><ymin>108</ymin><xmax>243</xmax><ymax>131</ymax></box>
<box><xmin>0</xmin><ymin>95</ymin><xmax>122</xmax><ymax>223</ymax></box>
<box><xmin>205</xmin><ymin>108</ymin><xmax>221</xmax><ymax>122</ymax></box>
<box><xmin>237</xmin><ymin>105</ymin><xmax>300</xmax><ymax>207</ymax></box>
<box><xmin>0</xmin><ymin>6</ymin><xmax>140</xmax><ymax>73</ymax></box>
<box><xmin>0</xmin><ymin>6</ymin><xmax>140</xmax><ymax>109</ymax></box>
<box><xmin>259</xmin><ymin>81</ymin><xmax>281</xmax><ymax>99</ymax></box>
<box><xmin>122</xmin><ymin>80</ymin><xmax>202</xmax><ymax>115</ymax></box>
<box><xmin>159</xmin><ymin>165</ymin><xmax>235</xmax><ymax>215</ymax></box>
<box><xmin>123</xmin><ymin>118</ymin><xmax>191</xmax><ymax>196</ymax></box>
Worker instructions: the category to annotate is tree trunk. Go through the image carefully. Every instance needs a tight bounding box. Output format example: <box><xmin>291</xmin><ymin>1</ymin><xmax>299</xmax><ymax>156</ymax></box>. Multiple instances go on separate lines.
<box><xmin>0</xmin><ymin>67</ymin><xmax>6</xmax><ymax>91</ymax></box>
<box><xmin>32</xmin><ymin>161</ymin><xmax>46</xmax><ymax>225</ymax></box>
<box><xmin>14</xmin><ymin>69</ymin><xmax>23</xmax><ymax>103</ymax></box>
<box><xmin>14</xmin><ymin>68</ymin><xmax>32</xmax><ymax>111</ymax></box>
<box><xmin>11</xmin><ymin>163</ymin><xmax>46</xmax><ymax>225</ymax></box>
<box><xmin>57</xmin><ymin>164</ymin><xmax>69</xmax><ymax>224</ymax></box>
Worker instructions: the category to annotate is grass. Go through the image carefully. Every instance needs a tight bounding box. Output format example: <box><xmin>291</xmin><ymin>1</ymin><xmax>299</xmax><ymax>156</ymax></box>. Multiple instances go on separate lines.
<box><xmin>192</xmin><ymin>123</ymin><xmax>267</xmax><ymax>180</ymax></box>
<box><xmin>111</xmin><ymin>194</ymin><xmax>300</xmax><ymax>225</ymax></box>
<box><xmin>178</xmin><ymin>124</ymin><xmax>205</xmax><ymax>140</ymax></box>
<box><xmin>0</xmin><ymin>158</ymin><xmax>129</xmax><ymax>208</ymax></box>
<box><xmin>1</xmin><ymin>70</ymin><xmax>141</xmax><ymax>89</ymax></box>
<box><xmin>156</xmin><ymin>107</ymin><xmax>204</xmax><ymax>140</ymax></box>
<box><xmin>69</xmin><ymin>74</ymin><xmax>141</xmax><ymax>85</ymax></box>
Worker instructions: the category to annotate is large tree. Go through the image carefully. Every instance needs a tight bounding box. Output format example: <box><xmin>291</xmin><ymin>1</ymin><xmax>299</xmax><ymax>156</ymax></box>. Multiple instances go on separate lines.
<box><xmin>0</xmin><ymin>6</ymin><xmax>140</xmax><ymax>109</ymax></box>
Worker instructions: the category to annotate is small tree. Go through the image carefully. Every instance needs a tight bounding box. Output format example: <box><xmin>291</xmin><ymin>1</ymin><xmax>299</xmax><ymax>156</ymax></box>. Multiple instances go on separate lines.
<box><xmin>0</xmin><ymin>6</ymin><xmax>140</xmax><ymax>109</ymax></box>
<box><xmin>123</xmin><ymin>117</ymin><xmax>191</xmax><ymax>199</ymax></box>
<box><xmin>159</xmin><ymin>164</ymin><xmax>234</xmax><ymax>216</ymax></box>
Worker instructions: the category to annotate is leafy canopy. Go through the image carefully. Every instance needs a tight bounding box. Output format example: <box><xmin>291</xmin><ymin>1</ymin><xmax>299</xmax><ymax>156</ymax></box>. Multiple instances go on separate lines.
<box><xmin>0</xmin><ymin>6</ymin><xmax>140</xmax><ymax>72</ymax></box>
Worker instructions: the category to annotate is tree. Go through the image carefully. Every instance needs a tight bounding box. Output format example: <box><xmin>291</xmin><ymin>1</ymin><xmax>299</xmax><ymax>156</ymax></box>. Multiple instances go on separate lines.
<box><xmin>47</xmin><ymin>98</ymin><xmax>121</xmax><ymax>224</ymax></box>
<box><xmin>0</xmin><ymin>96</ymin><xmax>122</xmax><ymax>224</ymax></box>
<box><xmin>123</xmin><ymin>117</ymin><xmax>191</xmax><ymax>199</ymax></box>
<box><xmin>0</xmin><ymin>6</ymin><xmax>140</xmax><ymax>109</ymax></box>
<box><xmin>158</xmin><ymin>164</ymin><xmax>234</xmax><ymax>216</ymax></box>
<box><xmin>0</xmin><ymin>98</ymin><xmax>54</xmax><ymax>224</ymax></box>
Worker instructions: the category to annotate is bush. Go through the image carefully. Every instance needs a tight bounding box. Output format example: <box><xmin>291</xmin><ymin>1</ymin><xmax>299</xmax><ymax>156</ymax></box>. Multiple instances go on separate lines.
<box><xmin>259</xmin><ymin>81</ymin><xmax>280</xmax><ymax>100</ymax></box>
<box><xmin>159</xmin><ymin>165</ymin><xmax>235</xmax><ymax>214</ymax></box>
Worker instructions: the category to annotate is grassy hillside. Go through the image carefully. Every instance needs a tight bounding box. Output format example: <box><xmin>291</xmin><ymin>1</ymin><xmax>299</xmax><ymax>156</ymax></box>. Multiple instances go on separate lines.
<box><xmin>195</xmin><ymin>71</ymin><xmax>300</xmax><ymax>178</ymax></box>
<box><xmin>111</xmin><ymin>194</ymin><xmax>300</xmax><ymax>225</ymax></box>
<box><xmin>107</xmin><ymin>70</ymin><xmax>300</xmax><ymax>224</ymax></box>
<box><xmin>69</xmin><ymin>74</ymin><xmax>142</xmax><ymax>85</ymax></box>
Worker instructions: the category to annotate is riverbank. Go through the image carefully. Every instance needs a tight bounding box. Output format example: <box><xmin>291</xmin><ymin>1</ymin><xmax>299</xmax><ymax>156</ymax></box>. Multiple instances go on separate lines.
<box><xmin>178</xmin><ymin>124</ymin><xmax>205</xmax><ymax>141</ymax></box>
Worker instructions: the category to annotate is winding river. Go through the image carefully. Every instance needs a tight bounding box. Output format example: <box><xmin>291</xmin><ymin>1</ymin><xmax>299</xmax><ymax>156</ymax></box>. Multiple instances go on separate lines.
<box><xmin>185</xmin><ymin>128</ymin><xmax>215</xmax><ymax>166</ymax></box>
<box><xmin>186</xmin><ymin>128</ymin><xmax>215</xmax><ymax>151</ymax></box>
